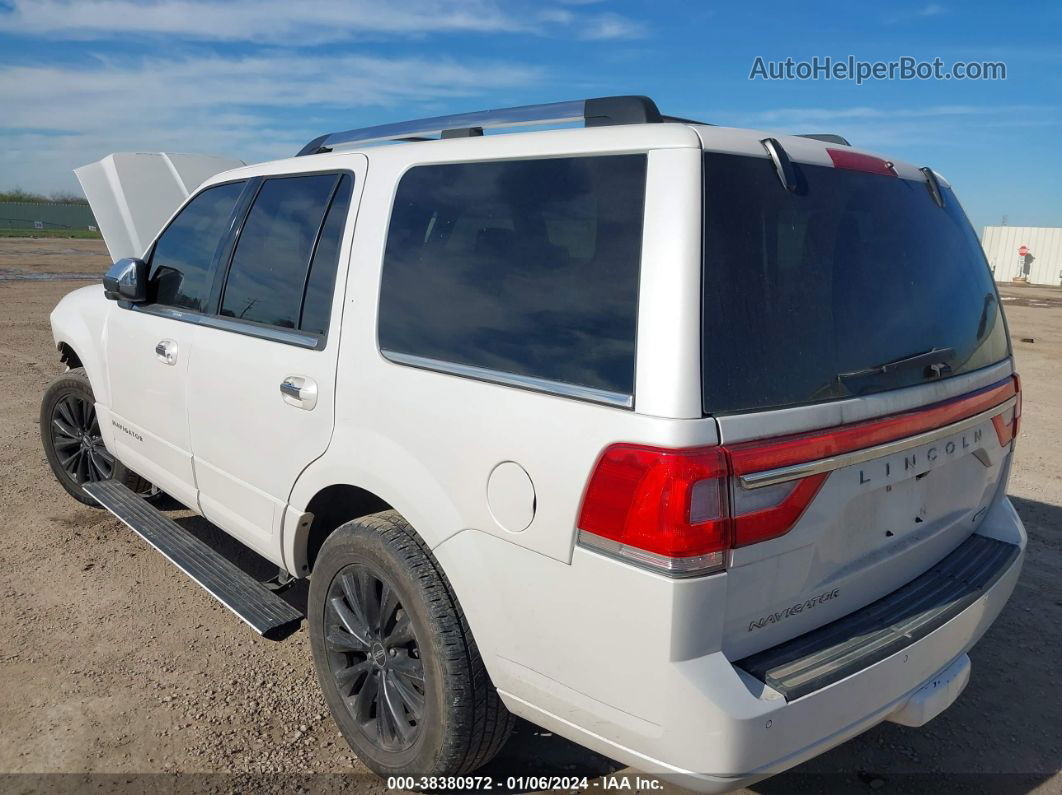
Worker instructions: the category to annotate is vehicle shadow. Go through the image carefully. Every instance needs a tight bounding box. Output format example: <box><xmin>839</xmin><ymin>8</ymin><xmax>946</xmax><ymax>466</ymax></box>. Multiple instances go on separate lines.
<box><xmin>164</xmin><ymin>504</ymin><xmax>310</xmax><ymax>616</ymax></box>
<box><xmin>161</xmin><ymin>495</ymin><xmax>1059</xmax><ymax>793</ymax></box>
<box><xmin>478</xmin><ymin>718</ymin><xmax>625</xmax><ymax>790</ymax></box>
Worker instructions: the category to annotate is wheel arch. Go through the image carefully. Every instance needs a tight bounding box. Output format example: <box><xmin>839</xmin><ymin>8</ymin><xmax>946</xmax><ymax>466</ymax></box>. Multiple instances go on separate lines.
<box><xmin>299</xmin><ymin>483</ymin><xmax>394</xmax><ymax>575</ymax></box>
<box><xmin>49</xmin><ymin>285</ymin><xmax>112</xmax><ymax>406</ymax></box>
<box><xmin>57</xmin><ymin>341</ymin><xmax>83</xmax><ymax>370</ymax></box>
<box><xmin>286</xmin><ymin>442</ymin><xmax>468</xmax><ymax>578</ymax></box>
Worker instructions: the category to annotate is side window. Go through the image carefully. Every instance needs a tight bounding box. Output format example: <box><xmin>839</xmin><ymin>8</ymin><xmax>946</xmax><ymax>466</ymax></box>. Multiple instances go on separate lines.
<box><xmin>149</xmin><ymin>181</ymin><xmax>246</xmax><ymax>311</ymax></box>
<box><xmin>378</xmin><ymin>155</ymin><xmax>646</xmax><ymax>399</ymax></box>
<box><xmin>300</xmin><ymin>174</ymin><xmax>353</xmax><ymax>336</ymax></box>
<box><xmin>219</xmin><ymin>174</ymin><xmax>339</xmax><ymax>331</ymax></box>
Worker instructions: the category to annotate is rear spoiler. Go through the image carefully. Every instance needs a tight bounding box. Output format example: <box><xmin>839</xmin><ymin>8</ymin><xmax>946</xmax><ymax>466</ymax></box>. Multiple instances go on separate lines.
<box><xmin>75</xmin><ymin>152</ymin><xmax>245</xmax><ymax>262</ymax></box>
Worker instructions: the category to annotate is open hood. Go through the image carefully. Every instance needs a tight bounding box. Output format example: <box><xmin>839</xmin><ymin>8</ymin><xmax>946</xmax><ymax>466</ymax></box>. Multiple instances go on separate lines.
<box><xmin>75</xmin><ymin>152</ymin><xmax>245</xmax><ymax>262</ymax></box>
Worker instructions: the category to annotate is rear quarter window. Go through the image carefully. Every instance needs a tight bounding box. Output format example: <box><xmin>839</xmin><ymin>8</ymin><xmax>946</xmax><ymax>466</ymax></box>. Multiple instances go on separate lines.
<box><xmin>378</xmin><ymin>154</ymin><xmax>647</xmax><ymax>402</ymax></box>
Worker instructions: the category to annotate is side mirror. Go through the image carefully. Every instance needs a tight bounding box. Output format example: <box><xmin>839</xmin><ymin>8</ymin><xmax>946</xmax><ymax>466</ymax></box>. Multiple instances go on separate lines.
<box><xmin>103</xmin><ymin>258</ymin><xmax>149</xmax><ymax>303</ymax></box>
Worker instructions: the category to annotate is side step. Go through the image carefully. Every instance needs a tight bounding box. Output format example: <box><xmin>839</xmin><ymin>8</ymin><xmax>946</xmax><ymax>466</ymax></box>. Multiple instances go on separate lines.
<box><xmin>83</xmin><ymin>480</ymin><xmax>303</xmax><ymax>640</ymax></box>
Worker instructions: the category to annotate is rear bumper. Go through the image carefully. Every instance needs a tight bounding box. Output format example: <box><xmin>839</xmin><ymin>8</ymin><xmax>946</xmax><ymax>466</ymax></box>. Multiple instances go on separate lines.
<box><xmin>735</xmin><ymin>533</ymin><xmax>1018</xmax><ymax>702</ymax></box>
<box><xmin>490</xmin><ymin>497</ymin><xmax>1025</xmax><ymax>792</ymax></box>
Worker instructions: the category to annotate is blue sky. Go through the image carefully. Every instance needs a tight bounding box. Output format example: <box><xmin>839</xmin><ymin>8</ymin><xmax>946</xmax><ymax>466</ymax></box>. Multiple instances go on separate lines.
<box><xmin>0</xmin><ymin>0</ymin><xmax>1058</xmax><ymax>232</ymax></box>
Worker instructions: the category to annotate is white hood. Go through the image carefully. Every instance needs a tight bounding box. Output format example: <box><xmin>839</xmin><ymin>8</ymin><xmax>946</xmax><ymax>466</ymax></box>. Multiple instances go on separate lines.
<box><xmin>75</xmin><ymin>152</ymin><xmax>245</xmax><ymax>262</ymax></box>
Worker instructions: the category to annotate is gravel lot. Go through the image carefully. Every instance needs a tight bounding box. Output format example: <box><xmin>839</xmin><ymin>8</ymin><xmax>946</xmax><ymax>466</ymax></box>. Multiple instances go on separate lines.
<box><xmin>0</xmin><ymin>239</ymin><xmax>1058</xmax><ymax>794</ymax></box>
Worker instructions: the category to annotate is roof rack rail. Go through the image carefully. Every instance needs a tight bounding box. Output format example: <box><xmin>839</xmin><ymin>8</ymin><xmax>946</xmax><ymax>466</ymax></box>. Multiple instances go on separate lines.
<box><xmin>797</xmin><ymin>133</ymin><xmax>851</xmax><ymax>146</ymax></box>
<box><xmin>296</xmin><ymin>95</ymin><xmax>663</xmax><ymax>156</ymax></box>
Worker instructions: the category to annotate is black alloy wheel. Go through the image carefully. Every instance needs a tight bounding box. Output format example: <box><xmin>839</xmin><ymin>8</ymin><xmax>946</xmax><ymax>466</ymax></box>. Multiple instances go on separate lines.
<box><xmin>50</xmin><ymin>392</ymin><xmax>114</xmax><ymax>485</ymax></box>
<box><xmin>41</xmin><ymin>367</ymin><xmax>163</xmax><ymax>506</ymax></box>
<box><xmin>325</xmin><ymin>564</ymin><xmax>426</xmax><ymax>751</ymax></box>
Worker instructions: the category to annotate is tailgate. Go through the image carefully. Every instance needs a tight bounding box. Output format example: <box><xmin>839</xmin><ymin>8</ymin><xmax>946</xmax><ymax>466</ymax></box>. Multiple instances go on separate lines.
<box><xmin>719</xmin><ymin>371</ymin><xmax>1018</xmax><ymax>659</ymax></box>
<box><xmin>699</xmin><ymin>142</ymin><xmax>1017</xmax><ymax>659</ymax></box>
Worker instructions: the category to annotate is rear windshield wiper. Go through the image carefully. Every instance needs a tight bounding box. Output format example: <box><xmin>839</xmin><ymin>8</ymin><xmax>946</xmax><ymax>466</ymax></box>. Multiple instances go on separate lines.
<box><xmin>837</xmin><ymin>347</ymin><xmax>955</xmax><ymax>381</ymax></box>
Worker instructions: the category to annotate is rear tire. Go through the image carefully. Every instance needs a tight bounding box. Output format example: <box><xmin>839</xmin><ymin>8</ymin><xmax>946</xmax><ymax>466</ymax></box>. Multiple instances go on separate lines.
<box><xmin>308</xmin><ymin>511</ymin><xmax>513</xmax><ymax>778</ymax></box>
<box><xmin>40</xmin><ymin>367</ymin><xmax>161</xmax><ymax>507</ymax></box>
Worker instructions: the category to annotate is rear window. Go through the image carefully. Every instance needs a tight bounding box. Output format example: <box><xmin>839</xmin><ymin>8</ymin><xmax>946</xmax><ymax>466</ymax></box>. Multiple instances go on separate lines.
<box><xmin>702</xmin><ymin>152</ymin><xmax>1009</xmax><ymax>414</ymax></box>
<box><xmin>378</xmin><ymin>155</ymin><xmax>646</xmax><ymax>402</ymax></box>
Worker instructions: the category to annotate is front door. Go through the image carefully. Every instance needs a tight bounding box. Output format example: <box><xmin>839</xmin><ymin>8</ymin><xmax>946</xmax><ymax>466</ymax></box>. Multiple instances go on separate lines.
<box><xmin>185</xmin><ymin>165</ymin><xmax>362</xmax><ymax>562</ymax></box>
<box><xmin>104</xmin><ymin>180</ymin><xmax>248</xmax><ymax>507</ymax></box>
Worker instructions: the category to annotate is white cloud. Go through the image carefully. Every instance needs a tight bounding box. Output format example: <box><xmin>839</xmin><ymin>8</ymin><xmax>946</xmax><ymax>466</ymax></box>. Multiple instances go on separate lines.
<box><xmin>0</xmin><ymin>0</ymin><xmax>650</xmax><ymax>193</ymax></box>
<box><xmin>578</xmin><ymin>12</ymin><xmax>648</xmax><ymax>41</ymax></box>
<box><xmin>744</xmin><ymin>104</ymin><xmax>1040</xmax><ymax>124</ymax></box>
<box><xmin>703</xmin><ymin>104</ymin><xmax>1056</xmax><ymax>152</ymax></box>
<box><xmin>0</xmin><ymin>0</ymin><xmax>526</xmax><ymax>41</ymax></box>
<box><xmin>918</xmin><ymin>3</ymin><xmax>946</xmax><ymax>17</ymax></box>
<box><xmin>0</xmin><ymin>52</ymin><xmax>543</xmax><ymax>191</ymax></box>
<box><xmin>883</xmin><ymin>3</ymin><xmax>947</xmax><ymax>23</ymax></box>
<box><xmin>0</xmin><ymin>0</ymin><xmax>646</xmax><ymax>43</ymax></box>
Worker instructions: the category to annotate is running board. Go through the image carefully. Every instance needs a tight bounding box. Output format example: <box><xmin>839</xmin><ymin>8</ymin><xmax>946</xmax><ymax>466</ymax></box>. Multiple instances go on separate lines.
<box><xmin>83</xmin><ymin>480</ymin><xmax>303</xmax><ymax>640</ymax></box>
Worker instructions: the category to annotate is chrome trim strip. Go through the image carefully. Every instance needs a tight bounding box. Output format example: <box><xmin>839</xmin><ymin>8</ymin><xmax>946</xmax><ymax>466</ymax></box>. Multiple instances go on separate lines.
<box><xmin>381</xmin><ymin>350</ymin><xmax>633</xmax><ymax>409</ymax></box>
<box><xmin>199</xmin><ymin>314</ymin><xmax>319</xmax><ymax>348</ymax></box>
<box><xmin>576</xmin><ymin>531</ymin><xmax>725</xmax><ymax>578</ymax></box>
<box><xmin>132</xmin><ymin>304</ymin><xmax>321</xmax><ymax>350</ymax></box>
<box><xmin>739</xmin><ymin>396</ymin><xmax>1017</xmax><ymax>490</ymax></box>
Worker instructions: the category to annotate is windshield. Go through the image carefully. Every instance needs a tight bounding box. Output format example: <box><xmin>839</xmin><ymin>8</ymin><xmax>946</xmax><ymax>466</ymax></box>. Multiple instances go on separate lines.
<box><xmin>702</xmin><ymin>152</ymin><xmax>1009</xmax><ymax>414</ymax></box>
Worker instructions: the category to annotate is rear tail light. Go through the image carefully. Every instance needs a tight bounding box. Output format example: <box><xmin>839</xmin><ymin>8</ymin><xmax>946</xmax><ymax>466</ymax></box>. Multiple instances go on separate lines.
<box><xmin>576</xmin><ymin>443</ymin><xmax>824</xmax><ymax>577</ymax></box>
<box><xmin>1013</xmin><ymin>373</ymin><xmax>1022</xmax><ymax>437</ymax></box>
<box><xmin>578</xmin><ymin>377</ymin><xmax>1020</xmax><ymax>578</ymax></box>
<box><xmin>992</xmin><ymin>373</ymin><xmax>1021</xmax><ymax>445</ymax></box>
<box><xmin>730</xmin><ymin>474</ymin><xmax>828</xmax><ymax>547</ymax></box>
<box><xmin>576</xmin><ymin>445</ymin><xmax>730</xmax><ymax>577</ymax></box>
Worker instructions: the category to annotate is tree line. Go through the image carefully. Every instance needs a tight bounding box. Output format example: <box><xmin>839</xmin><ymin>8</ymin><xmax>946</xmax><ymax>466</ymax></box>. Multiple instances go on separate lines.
<box><xmin>0</xmin><ymin>188</ymin><xmax>87</xmax><ymax>204</ymax></box>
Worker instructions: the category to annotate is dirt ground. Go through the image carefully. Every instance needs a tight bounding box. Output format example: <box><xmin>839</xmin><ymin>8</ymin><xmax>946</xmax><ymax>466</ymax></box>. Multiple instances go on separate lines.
<box><xmin>0</xmin><ymin>239</ymin><xmax>1058</xmax><ymax>794</ymax></box>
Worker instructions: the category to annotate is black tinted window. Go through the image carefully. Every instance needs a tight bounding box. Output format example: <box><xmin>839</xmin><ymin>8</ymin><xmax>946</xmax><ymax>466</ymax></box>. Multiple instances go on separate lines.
<box><xmin>378</xmin><ymin>155</ymin><xmax>646</xmax><ymax>398</ymax></box>
<box><xmin>149</xmin><ymin>181</ymin><xmax>245</xmax><ymax>311</ymax></box>
<box><xmin>702</xmin><ymin>153</ymin><xmax>1010</xmax><ymax>414</ymax></box>
<box><xmin>220</xmin><ymin>174</ymin><xmax>337</xmax><ymax>329</ymax></box>
<box><xmin>300</xmin><ymin>175</ymin><xmax>353</xmax><ymax>336</ymax></box>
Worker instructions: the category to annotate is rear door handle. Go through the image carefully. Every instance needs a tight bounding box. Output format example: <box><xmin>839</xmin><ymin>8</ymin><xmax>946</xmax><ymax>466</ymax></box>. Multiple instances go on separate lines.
<box><xmin>280</xmin><ymin>376</ymin><xmax>318</xmax><ymax>410</ymax></box>
<box><xmin>155</xmin><ymin>339</ymin><xmax>177</xmax><ymax>365</ymax></box>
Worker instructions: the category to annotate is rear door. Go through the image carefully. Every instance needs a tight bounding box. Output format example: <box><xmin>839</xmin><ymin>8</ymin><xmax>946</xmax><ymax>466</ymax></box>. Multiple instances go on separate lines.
<box><xmin>185</xmin><ymin>163</ymin><xmax>362</xmax><ymax>561</ymax></box>
<box><xmin>697</xmin><ymin>148</ymin><xmax>1016</xmax><ymax>658</ymax></box>
<box><xmin>104</xmin><ymin>180</ymin><xmax>248</xmax><ymax>507</ymax></box>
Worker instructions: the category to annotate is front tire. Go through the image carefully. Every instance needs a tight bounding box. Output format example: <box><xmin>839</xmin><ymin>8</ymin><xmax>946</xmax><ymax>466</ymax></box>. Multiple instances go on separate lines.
<box><xmin>309</xmin><ymin>511</ymin><xmax>513</xmax><ymax>778</ymax></box>
<box><xmin>40</xmin><ymin>367</ymin><xmax>160</xmax><ymax>506</ymax></box>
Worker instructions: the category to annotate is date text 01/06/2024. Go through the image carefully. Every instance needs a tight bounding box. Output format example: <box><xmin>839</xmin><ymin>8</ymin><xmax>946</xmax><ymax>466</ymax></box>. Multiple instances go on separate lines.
<box><xmin>385</xmin><ymin>776</ymin><xmax>664</xmax><ymax>790</ymax></box>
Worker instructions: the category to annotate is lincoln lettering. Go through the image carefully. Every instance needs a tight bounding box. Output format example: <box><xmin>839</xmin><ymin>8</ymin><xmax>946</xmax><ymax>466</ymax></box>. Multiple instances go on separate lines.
<box><xmin>858</xmin><ymin>428</ymin><xmax>982</xmax><ymax>485</ymax></box>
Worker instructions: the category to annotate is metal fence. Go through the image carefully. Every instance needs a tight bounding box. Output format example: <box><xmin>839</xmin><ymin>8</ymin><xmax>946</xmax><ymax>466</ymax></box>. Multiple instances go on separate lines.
<box><xmin>0</xmin><ymin>202</ymin><xmax>97</xmax><ymax>231</ymax></box>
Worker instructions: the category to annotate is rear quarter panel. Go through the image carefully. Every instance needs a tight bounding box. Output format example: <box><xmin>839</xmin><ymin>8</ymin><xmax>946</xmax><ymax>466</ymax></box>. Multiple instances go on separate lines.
<box><xmin>288</xmin><ymin>130</ymin><xmax>710</xmax><ymax>563</ymax></box>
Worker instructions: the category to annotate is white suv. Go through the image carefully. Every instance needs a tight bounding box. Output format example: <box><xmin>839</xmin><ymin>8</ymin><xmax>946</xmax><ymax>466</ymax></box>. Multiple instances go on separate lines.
<box><xmin>41</xmin><ymin>96</ymin><xmax>1025</xmax><ymax>791</ymax></box>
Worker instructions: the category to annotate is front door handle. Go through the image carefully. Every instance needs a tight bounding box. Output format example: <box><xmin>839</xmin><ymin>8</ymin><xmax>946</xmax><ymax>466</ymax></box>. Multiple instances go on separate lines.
<box><xmin>280</xmin><ymin>376</ymin><xmax>318</xmax><ymax>410</ymax></box>
<box><xmin>155</xmin><ymin>339</ymin><xmax>177</xmax><ymax>365</ymax></box>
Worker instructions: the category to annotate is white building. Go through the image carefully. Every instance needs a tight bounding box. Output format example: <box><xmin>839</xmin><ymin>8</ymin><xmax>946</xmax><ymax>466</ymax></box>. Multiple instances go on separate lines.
<box><xmin>981</xmin><ymin>226</ymin><xmax>1062</xmax><ymax>286</ymax></box>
